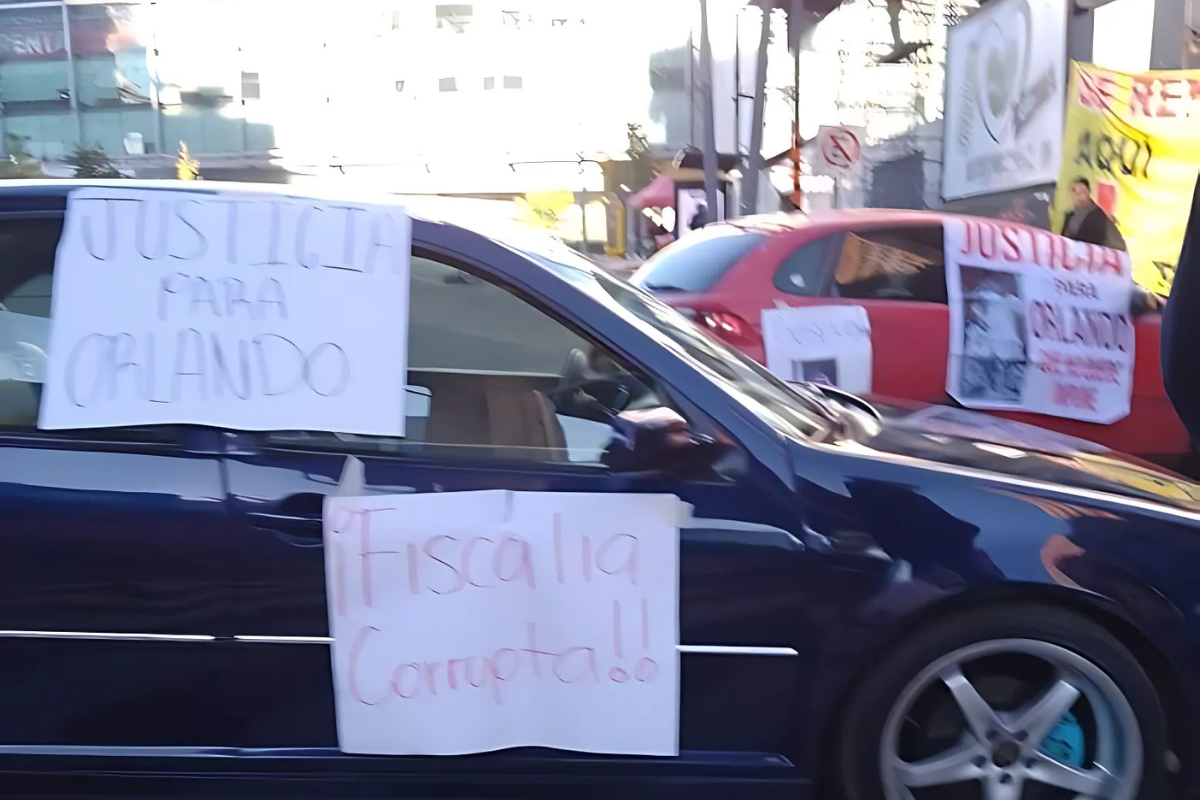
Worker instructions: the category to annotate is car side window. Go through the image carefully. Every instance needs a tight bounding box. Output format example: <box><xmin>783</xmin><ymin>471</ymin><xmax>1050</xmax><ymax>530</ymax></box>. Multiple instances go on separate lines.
<box><xmin>0</xmin><ymin>216</ymin><xmax>172</xmax><ymax>442</ymax></box>
<box><xmin>833</xmin><ymin>225</ymin><xmax>947</xmax><ymax>304</ymax></box>
<box><xmin>772</xmin><ymin>234</ymin><xmax>841</xmax><ymax>295</ymax></box>
<box><xmin>266</xmin><ymin>255</ymin><xmax>672</xmax><ymax>466</ymax></box>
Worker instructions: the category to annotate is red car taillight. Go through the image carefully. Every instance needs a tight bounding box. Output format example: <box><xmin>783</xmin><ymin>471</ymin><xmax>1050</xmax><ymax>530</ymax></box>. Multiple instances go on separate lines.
<box><xmin>698</xmin><ymin>310</ymin><xmax>761</xmax><ymax>347</ymax></box>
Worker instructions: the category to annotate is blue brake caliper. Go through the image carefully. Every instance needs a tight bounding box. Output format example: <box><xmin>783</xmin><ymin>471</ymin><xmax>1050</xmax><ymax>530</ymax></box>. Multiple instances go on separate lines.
<box><xmin>1038</xmin><ymin>710</ymin><xmax>1086</xmax><ymax>767</ymax></box>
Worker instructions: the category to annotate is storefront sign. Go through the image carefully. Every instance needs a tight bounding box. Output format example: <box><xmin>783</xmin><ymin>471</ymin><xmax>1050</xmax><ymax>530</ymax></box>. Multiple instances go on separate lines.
<box><xmin>942</xmin><ymin>0</ymin><xmax>1068</xmax><ymax>200</ymax></box>
<box><xmin>324</xmin><ymin>490</ymin><xmax>682</xmax><ymax>756</ymax></box>
<box><xmin>944</xmin><ymin>217</ymin><xmax>1135</xmax><ymax>424</ymax></box>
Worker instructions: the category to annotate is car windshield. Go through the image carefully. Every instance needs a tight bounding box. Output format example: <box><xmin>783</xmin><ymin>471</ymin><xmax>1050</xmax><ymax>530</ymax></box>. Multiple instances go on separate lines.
<box><xmin>521</xmin><ymin>247</ymin><xmax>829</xmax><ymax>439</ymax></box>
<box><xmin>631</xmin><ymin>226</ymin><xmax>771</xmax><ymax>293</ymax></box>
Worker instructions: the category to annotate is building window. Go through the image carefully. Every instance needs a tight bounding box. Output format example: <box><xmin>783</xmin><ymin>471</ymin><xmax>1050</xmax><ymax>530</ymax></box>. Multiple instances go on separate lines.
<box><xmin>241</xmin><ymin>72</ymin><xmax>260</xmax><ymax>101</ymax></box>
<box><xmin>503</xmin><ymin>75</ymin><xmax>523</xmax><ymax>89</ymax></box>
<box><xmin>438</xmin><ymin>77</ymin><xmax>457</xmax><ymax>92</ymax></box>
<box><xmin>435</xmin><ymin>4</ymin><xmax>472</xmax><ymax>32</ymax></box>
<box><xmin>483</xmin><ymin>76</ymin><xmax>494</xmax><ymax>90</ymax></box>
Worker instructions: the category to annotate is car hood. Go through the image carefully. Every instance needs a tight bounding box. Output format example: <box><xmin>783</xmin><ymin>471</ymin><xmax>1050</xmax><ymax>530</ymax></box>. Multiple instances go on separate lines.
<box><xmin>812</xmin><ymin>391</ymin><xmax>1200</xmax><ymax>512</ymax></box>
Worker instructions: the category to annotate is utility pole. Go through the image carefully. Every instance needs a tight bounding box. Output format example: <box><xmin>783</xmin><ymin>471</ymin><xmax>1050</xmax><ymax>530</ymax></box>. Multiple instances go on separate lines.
<box><xmin>790</xmin><ymin>24</ymin><xmax>802</xmax><ymax>210</ymax></box>
<box><xmin>698</xmin><ymin>0</ymin><xmax>720</xmax><ymax>221</ymax></box>
<box><xmin>742</xmin><ymin>5</ymin><xmax>771</xmax><ymax>215</ymax></box>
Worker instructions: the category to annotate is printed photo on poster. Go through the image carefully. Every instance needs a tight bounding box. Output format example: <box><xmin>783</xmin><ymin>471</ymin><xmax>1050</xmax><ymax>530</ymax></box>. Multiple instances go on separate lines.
<box><xmin>795</xmin><ymin>358</ymin><xmax>838</xmax><ymax>386</ymax></box>
<box><xmin>674</xmin><ymin>188</ymin><xmax>724</xmax><ymax>238</ymax></box>
<box><xmin>958</xmin><ymin>265</ymin><xmax>1027</xmax><ymax>403</ymax></box>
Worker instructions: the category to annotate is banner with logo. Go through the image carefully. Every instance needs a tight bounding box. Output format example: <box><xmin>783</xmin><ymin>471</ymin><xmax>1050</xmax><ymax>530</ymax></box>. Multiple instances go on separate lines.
<box><xmin>942</xmin><ymin>0</ymin><xmax>1068</xmax><ymax>200</ymax></box>
<box><xmin>944</xmin><ymin>217</ymin><xmax>1136</xmax><ymax>424</ymax></box>
<box><xmin>1050</xmin><ymin>62</ymin><xmax>1200</xmax><ymax>297</ymax></box>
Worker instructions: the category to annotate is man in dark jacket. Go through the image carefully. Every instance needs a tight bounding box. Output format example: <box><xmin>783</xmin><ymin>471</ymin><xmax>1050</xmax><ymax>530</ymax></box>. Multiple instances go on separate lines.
<box><xmin>1060</xmin><ymin>178</ymin><xmax>1126</xmax><ymax>251</ymax></box>
<box><xmin>1162</xmin><ymin>177</ymin><xmax>1200</xmax><ymax>447</ymax></box>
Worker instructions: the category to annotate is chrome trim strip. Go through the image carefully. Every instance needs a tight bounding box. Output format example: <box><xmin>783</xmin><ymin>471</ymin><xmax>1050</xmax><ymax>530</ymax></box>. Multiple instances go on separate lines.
<box><xmin>0</xmin><ymin>745</ymin><xmax>210</xmax><ymax>757</ymax></box>
<box><xmin>806</xmin><ymin>439</ymin><xmax>1200</xmax><ymax>523</ymax></box>
<box><xmin>676</xmin><ymin>645</ymin><xmax>798</xmax><ymax>656</ymax></box>
<box><xmin>0</xmin><ymin>631</ymin><xmax>798</xmax><ymax>655</ymax></box>
<box><xmin>0</xmin><ymin>630</ymin><xmax>214</xmax><ymax>642</ymax></box>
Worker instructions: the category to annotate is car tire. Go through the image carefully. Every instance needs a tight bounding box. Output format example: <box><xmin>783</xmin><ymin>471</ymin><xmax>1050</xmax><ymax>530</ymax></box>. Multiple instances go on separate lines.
<box><xmin>835</xmin><ymin>604</ymin><xmax>1169</xmax><ymax>800</ymax></box>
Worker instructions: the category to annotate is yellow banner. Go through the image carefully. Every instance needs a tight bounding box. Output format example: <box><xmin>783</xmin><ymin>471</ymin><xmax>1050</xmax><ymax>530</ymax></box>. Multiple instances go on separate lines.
<box><xmin>1051</xmin><ymin>62</ymin><xmax>1200</xmax><ymax>296</ymax></box>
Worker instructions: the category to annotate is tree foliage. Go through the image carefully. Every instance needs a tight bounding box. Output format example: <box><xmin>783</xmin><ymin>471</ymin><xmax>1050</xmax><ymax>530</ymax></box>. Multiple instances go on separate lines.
<box><xmin>64</xmin><ymin>143</ymin><xmax>123</xmax><ymax>179</ymax></box>
<box><xmin>0</xmin><ymin>134</ymin><xmax>43</xmax><ymax>179</ymax></box>
<box><xmin>624</xmin><ymin>123</ymin><xmax>656</xmax><ymax>191</ymax></box>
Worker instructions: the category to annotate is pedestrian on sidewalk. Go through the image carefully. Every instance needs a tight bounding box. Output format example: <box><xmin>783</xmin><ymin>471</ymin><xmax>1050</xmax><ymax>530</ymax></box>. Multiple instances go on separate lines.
<box><xmin>1060</xmin><ymin>178</ymin><xmax>1125</xmax><ymax>251</ymax></box>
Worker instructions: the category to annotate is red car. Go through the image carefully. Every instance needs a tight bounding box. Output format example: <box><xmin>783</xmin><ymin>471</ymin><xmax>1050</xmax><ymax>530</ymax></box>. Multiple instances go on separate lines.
<box><xmin>631</xmin><ymin>209</ymin><xmax>1191</xmax><ymax>471</ymax></box>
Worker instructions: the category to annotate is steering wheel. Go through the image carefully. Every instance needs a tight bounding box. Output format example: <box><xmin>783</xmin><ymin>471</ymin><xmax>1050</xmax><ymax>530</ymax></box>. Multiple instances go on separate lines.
<box><xmin>552</xmin><ymin>347</ymin><xmax>632</xmax><ymax>416</ymax></box>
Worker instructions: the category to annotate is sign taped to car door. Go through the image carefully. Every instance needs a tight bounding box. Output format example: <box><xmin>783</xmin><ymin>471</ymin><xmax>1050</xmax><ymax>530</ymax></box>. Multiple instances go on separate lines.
<box><xmin>943</xmin><ymin>217</ymin><xmax>1135</xmax><ymax>424</ymax></box>
<box><xmin>38</xmin><ymin>188</ymin><xmax>411</xmax><ymax>435</ymax></box>
<box><xmin>323</xmin><ymin>489</ymin><xmax>683</xmax><ymax>756</ymax></box>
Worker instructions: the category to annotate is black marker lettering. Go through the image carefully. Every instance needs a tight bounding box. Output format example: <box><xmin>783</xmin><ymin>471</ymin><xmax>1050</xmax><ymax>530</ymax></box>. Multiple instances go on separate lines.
<box><xmin>64</xmin><ymin>333</ymin><xmax>108</xmax><ymax>408</ymax></box>
<box><xmin>170</xmin><ymin>328</ymin><xmax>208</xmax><ymax>402</ymax></box>
<box><xmin>253</xmin><ymin>333</ymin><xmax>306</xmax><ymax>396</ymax></box>
<box><xmin>295</xmin><ymin>204</ymin><xmax>324</xmax><ymax>268</ymax></box>
<box><xmin>172</xmin><ymin>199</ymin><xmax>208</xmax><ymax>260</ymax></box>
<box><xmin>135</xmin><ymin>200</ymin><xmax>168</xmax><ymax>260</ymax></box>
<box><xmin>222</xmin><ymin>277</ymin><xmax>252</xmax><ymax>318</ymax></box>
<box><xmin>364</xmin><ymin>214</ymin><xmax>402</xmax><ymax>274</ymax></box>
<box><xmin>323</xmin><ymin>205</ymin><xmax>367</xmax><ymax>272</ymax></box>
<box><xmin>78</xmin><ymin>198</ymin><xmax>118</xmax><ymax>261</ymax></box>
<box><xmin>305</xmin><ymin>342</ymin><xmax>350</xmax><ymax>397</ymax></box>
<box><xmin>251</xmin><ymin>201</ymin><xmax>288</xmax><ymax>266</ymax></box>
<box><xmin>108</xmin><ymin>332</ymin><xmax>143</xmax><ymax>401</ymax></box>
<box><xmin>189</xmin><ymin>276</ymin><xmax>221</xmax><ymax>317</ymax></box>
<box><xmin>224</xmin><ymin>199</ymin><xmax>254</xmax><ymax>265</ymax></box>
<box><xmin>158</xmin><ymin>272</ymin><xmax>188</xmax><ymax>321</ymax></box>
<box><xmin>256</xmin><ymin>277</ymin><xmax>288</xmax><ymax>320</ymax></box>
<box><xmin>210</xmin><ymin>333</ymin><xmax>251</xmax><ymax>400</ymax></box>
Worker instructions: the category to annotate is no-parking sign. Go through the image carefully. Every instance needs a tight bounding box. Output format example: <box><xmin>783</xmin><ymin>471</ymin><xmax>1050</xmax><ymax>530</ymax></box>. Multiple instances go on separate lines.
<box><xmin>815</xmin><ymin>125</ymin><xmax>865</xmax><ymax>178</ymax></box>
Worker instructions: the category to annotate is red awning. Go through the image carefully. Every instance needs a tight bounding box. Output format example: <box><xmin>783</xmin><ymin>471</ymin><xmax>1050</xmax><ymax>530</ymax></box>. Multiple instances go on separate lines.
<box><xmin>629</xmin><ymin>174</ymin><xmax>675</xmax><ymax>209</ymax></box>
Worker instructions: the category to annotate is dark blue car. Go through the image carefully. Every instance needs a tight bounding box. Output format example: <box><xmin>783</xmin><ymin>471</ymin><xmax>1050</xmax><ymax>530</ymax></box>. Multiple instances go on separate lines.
<box><xmin>0</xmin><ymin>181</ymin><xmax>1198</xmax><ymax>800</ymax></box>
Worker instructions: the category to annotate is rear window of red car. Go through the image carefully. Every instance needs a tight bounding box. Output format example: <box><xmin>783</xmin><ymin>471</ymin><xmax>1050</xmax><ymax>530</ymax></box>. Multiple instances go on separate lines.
<box><xmin>632</xmin><ymin>226</ymin><xmax>769</xmax><ymax>294</ymax></box>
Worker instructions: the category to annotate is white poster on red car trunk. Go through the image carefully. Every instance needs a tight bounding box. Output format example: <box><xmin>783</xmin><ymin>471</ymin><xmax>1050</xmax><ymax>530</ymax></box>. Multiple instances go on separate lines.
<box><xmin>761</xmin><ymin>304</ymin><xmax>873</xmax><ymax>395</ymax></box>
<box><xmin>324</xmin><ymin>489</ymin><xmax>683</xmax><ymax>757</ymax></box>
<box><xmin>944</xmin><ymin>218</ymin><xmax>1136</xmax><ymax>424</ymax></box>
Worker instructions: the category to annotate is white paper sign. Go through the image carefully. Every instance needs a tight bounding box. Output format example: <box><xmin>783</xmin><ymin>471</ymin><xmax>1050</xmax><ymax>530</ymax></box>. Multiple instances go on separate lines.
<box><xmin>762</xmin><ymin>304</ymin><xmax>872</xmax><ymax>394</ymax></box>
<box><xmin>324</xmin><ymin>490</ymin><xmax>682</xmax><ymax>756</ymax></box>
<box><xmin>944</xmin><ymin>218</ymin><xmax>1135</xmax><ymax>424</ymax></box>
<box><xmin>39</xmin><ymin>188</ymin><xmax>411</xmax><ymax>435</ymax></box>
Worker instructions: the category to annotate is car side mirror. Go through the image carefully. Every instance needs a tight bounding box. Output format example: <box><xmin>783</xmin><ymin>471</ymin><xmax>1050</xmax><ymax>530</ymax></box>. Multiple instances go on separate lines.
<box><xmin>601</xmin><ymin>406</ymin><xmax>729</xmax><ymax>476</ymax></box>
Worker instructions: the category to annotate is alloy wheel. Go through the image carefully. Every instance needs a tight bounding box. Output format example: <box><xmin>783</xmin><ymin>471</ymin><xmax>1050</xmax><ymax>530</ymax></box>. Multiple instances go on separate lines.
<box><xmin>880</xmin><ymin>638</ymin><xmax>1143</xmax><ymax>800</ymax></box>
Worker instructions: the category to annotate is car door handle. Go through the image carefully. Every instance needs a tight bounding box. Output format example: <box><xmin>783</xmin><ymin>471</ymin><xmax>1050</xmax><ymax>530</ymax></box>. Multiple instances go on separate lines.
<box><xmin>248</xmin><ymin>512</ymin><xmax>322</xmax><ymax>532</ymax></box>
<box><xmin>248</xmin><ymin>512</ymin><xmax>324</xmax><ymax>548</ymax></box>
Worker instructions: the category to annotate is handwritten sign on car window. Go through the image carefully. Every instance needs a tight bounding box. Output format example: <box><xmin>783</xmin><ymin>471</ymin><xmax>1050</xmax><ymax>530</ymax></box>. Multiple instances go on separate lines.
<box><xmin>762</xmin><ymin>304</ymin><xmax>873</xmax><ymax>394</ymax></box>
<box><xmin>324</xmin><ymin>490</ymin><xmax>682</xmax><ymax>756</ymax></box>
<box><xmin>39</xmin><ymin>188</ymin><xmax>411</xmax><ymax>435</ymax></box>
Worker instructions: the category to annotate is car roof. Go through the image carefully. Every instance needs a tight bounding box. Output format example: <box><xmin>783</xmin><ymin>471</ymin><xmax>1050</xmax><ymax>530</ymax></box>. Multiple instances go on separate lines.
<box><xmin>0</xmin><ymin>179</ymin><xmax>609</xmax><ymax>282</ymax></box>
<box><xmin>723</xmin><ymin>207</ymin><xmax>968</xmax><ymax>233</ymax></box>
